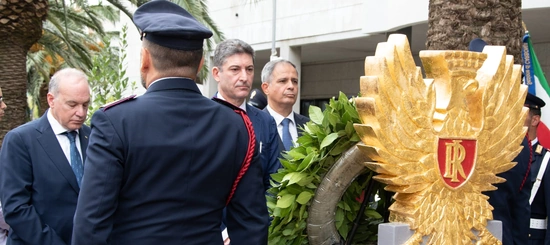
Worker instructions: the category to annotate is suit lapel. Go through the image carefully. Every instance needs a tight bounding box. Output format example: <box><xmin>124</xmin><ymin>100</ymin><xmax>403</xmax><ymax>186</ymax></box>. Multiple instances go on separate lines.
<box><xmin>246</xmin><ymin>105</ymin><xmax>262</xmax><ymax>137</ymax></box>
<box><xmin>36</xmin><ymin>115</ymin><xmax>80</xmax><ymax>193</ymax></box>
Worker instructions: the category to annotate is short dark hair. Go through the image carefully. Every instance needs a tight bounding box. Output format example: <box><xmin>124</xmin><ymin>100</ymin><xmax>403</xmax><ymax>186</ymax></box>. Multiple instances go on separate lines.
<box><xmin>530</xmin><ymin>108</ymin><xmax>542</xmax><ymax>117</ymax></box>
<box><xmin>213</xmin><ymin>39</ymin><xmax>254</xmax><ymax>70</ymax></box>
<box><xmin>143</xmin><ymin>39</ymin><xmax>203</xmax><ymax>76</ymax></box>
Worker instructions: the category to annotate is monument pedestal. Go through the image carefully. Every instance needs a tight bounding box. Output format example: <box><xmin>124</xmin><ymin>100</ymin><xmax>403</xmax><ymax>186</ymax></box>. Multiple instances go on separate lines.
<box><xmin>378</xmin><ymin>220</ymin><xmax>502</xmax><ymax>245</ymax></box>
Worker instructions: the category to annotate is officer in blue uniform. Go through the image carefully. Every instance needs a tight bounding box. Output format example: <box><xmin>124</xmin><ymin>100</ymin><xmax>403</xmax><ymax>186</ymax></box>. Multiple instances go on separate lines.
<box><xmin>470</xmin><ymin>38</ymin><xmax>532</xmax><ymax>245</ymax></box>
<box><xmin>71</xmin><ymin>1</ymin><xmax>268</xmax><ymax>244</ymax></box>
<box><xmin>486</xmin><ymin>136</ymin><xmax>531</xmax><ymax>245</ymax></box>
<box><xmin>248</xmin><ymin>88</ymin><xmax>268</xmax><ymax>110</ymax></box>
<box><xmin>526</xmin><ymin>93</ymin><xmax>550</xmax><ymax>245</ymax></box>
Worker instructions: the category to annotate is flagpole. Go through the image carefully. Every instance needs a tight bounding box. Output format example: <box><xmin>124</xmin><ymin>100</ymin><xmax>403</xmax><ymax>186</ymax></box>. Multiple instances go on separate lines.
<box><xmin>521</xmin><ymin>23</ymin><xmax>550</xmax><ymax>148</ymax></box>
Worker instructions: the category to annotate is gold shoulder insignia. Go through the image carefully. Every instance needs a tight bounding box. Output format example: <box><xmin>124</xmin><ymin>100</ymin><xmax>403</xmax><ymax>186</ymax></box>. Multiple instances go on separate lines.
<box><xmin>536</xmin><ymin>144</ymin><xmax>543</xmax><ymax>154</ymax></box>
<box><xmin>101</xmin><ymin>95</ymin><xmax>137</xmax><ymax>111</ymax></box>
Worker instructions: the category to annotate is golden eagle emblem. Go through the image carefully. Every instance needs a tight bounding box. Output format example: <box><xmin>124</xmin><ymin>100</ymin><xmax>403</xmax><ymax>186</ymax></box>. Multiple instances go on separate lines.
<box><xmin>354</xmin><ymin>34</ymin><xmax>528</xmax><ymax>244</ymax></box>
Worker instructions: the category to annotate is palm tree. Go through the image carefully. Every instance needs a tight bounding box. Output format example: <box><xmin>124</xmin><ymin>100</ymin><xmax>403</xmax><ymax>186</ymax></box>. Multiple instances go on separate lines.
<box><xmin>0</xmin><ymin>0</ymin><xmax>223</xmax><ymax>145</ymax></box>
<box><xmin>27</xmin><ymin>0</ymin><xmax>120</xmax><ymax>117</ymax></box>
<box><xmin>426</xmin><ymin>0</ymin><xmax>523</xmax><ymax>63</ymax></box>
<box><xmin>0</xmin><ymin>0</ymin><xmax>48</xmax><ymax>144</ymax></box>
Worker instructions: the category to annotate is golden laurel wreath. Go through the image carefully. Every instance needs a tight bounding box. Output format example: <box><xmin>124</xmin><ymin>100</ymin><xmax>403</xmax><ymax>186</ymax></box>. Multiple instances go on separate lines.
<box><xmin>354</xmin><ymin>34</ymin><xmax>528</xmax><ymax>245</ymax></box>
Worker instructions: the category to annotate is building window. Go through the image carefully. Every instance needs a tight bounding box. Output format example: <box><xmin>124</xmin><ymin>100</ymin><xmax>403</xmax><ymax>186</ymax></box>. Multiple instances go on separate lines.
<box><xmin>300</xmin><ymin>98</ymin><xmax>330</xmax><ymax>118</ymax></box>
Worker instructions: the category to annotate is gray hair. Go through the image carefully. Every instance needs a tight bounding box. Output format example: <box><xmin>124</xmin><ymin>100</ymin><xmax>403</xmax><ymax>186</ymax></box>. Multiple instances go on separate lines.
<box><xmin>213</xmin><ymin>39</ymin><xmax>255</xmax><ymax>69</ymax></box>
<box><xmin>261</xmin><ymin>59</ymin><xmax>297</xmax><ymax>83</ymax></box>
<box><xmin>49</xmin><ymin>68</ymin><xmax>89</xmax><ymax>96</ymax></box>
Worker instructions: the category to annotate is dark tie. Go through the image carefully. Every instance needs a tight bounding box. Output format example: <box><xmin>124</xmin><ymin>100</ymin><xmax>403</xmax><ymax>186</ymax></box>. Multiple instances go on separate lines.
<box><xmin>281</xmin><ymin>118</ymin><xmax>293</xmax><ymax>151</ymax></box>
<box><xmin>65</xmin><ymin>131</ymin><xmax>83</xmax><ymax>187</ymax></box>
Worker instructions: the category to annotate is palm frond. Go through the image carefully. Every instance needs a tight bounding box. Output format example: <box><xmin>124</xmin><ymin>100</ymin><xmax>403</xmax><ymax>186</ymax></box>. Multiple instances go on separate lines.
<box><xmin>104</xmin><ymin>0</ymin><xmax>136</xmax><ymax>26</ymax></box>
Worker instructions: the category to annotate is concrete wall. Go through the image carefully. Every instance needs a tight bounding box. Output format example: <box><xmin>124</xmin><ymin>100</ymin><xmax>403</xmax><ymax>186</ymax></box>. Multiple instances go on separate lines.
<box><xmin>534</xmin><ymin>42</ymin><xmax>550</xmax><ymax>79</ymax></box>
<box><xmin>298</xmin><ymin>43</ymin><xmax>550</xmax><ymax>101</ymax></box>
<box><xmin>120</xmin><ymin>0</ymin><xmax>550</xmax><ymax>101</ymax></box>
<box><xmin>209</xmin><ymin>0</ymin><xmax>365</xmax><ymax>49</ymax></box>
<box><xmin>301</xmin><ymin>59</ymin><xmax>364</xmax><ymax>99</ymax></box>
<box><xmin>299</xmin><ymin>53</ymin><xmax>426</xmax><ymax>100</ymax></box>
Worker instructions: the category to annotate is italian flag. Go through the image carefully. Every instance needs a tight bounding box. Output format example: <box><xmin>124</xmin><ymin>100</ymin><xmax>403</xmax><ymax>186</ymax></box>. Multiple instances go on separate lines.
<box><xmin>522</xmin><ymin>32</ymin><xmax>550</xmax><ymax>148</ymax></box>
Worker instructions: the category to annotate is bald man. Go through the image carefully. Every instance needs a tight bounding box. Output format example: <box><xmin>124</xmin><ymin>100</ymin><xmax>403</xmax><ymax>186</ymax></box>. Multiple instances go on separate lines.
<box><xmin>0</xmin><ymin>68</ymin><xmax>91</xmax><ymax>245</ymax></box>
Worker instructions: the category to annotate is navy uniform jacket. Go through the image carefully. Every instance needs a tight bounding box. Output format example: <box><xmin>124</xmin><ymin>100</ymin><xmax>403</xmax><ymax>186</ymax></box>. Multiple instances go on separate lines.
<box><xmin>485</xmin><ymin>137</ymin><xmax>531</xmax><ymax>245</ymax></box>
<box><xmin>0</xmin><ymin>114</ymin><xmax>90</xmax><ymax>245</ymax></box>
<box><xmin>246</xmin><ymin>104</ymin><xmax>283</xmax><ymax>190</ymax></box>
<box><xmin>529</xmin><ymin>142</ymin><xmax>550</xmax><ymax>244</ymax></box>
<box><xmin>72</xmin><ymin>78</ymin><xmax>268</xmax><ymax>245</ymax></box>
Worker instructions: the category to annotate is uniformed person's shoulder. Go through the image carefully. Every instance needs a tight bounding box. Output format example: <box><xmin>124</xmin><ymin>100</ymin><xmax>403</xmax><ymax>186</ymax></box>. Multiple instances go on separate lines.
<box><xmin>101</xmin><ymin>95</ymin><xmax>137</xmax><ymax>111</ymax></box>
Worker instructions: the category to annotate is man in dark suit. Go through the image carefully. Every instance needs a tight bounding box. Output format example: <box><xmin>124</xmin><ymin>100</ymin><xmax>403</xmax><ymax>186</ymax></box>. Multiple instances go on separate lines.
<box><xmin>524</xmin><ymin>93</ymin><xmax>550</xmax><ymax>245</ymax></box>
<box><xmin>212</xmin><ymin>39</ymin><xmax>283</xmax><ymax>191</ymax></box>
<box><xmin>261</xmin><ymin>59</ymin><xmax>310</xmax><ymax>151</ymax></box>
<box><xmin>0</xmin><ymin>68</ymin><xmax>91</xmax><ymax>245</ymax></box>
<box><xmin>71</xmin><ymin>1</ymin><xmax>267</xmax><ymax>245</ymax></box>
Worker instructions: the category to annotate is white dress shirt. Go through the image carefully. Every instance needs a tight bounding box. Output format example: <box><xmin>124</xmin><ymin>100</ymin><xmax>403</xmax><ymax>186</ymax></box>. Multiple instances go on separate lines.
<box><xmin>532</xmin><ymin>137</ymin><xmax>539</xmax><ymax>146</ymax></box>
<box><xmin>266</xmin><ymin>105</ymin><xmax>298</xmax><ymax>143</ymax></box>
<box><xmin>215</xmin><ymin>93</ymin><xmax>247</xmax><ymax>112</ymax></box>
<box><xmin>148</xmin><ymin>77</ymin><xmax>190</xmax><ymax>88</ymax></box>
<box><xmin>47</xmin><ymin>109</ymin><xmax>83</xmax><ymax>165</ymax></box>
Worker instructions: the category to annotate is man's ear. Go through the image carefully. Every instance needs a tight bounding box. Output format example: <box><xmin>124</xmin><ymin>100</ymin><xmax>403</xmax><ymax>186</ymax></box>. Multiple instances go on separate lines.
<box><xmin>212</xmin><ymin>66</ymin><xmax>221</xmax><ymax>84</ymax></box>
<box><xmin>261</xmin><ymin>82</ymin><xmax>269</xmax><ymax>95</ymax></box>
<box><xmin>47</xmin><ymin>93</ymin><xmax>55</xmax><ymax>107</ymax></box>
<box><xmin>140</xmin><ymin>47</ymin><xmax>151</xmax><ymax>75</ymax></box>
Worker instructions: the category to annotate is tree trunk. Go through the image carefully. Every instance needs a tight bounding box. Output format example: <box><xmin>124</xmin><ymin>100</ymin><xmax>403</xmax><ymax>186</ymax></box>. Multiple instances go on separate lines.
<box><xmin>0</xmin><ymin>0</ymin><xmax>48</xmax><ymax>144</ymax></box>
<box><xmin>426</xmin><ymin>0</ymin><xmax>523</xmax><ymax>64</ymax></box>
<box><xmin>38</xmin><ymin>80</ymin><xmax>49</xmax><ymax>117</ymax></box>
<box><xmin>0</xmin><ymin>40</ymin><xmax>28</xmax><ymax>141</ymax></box>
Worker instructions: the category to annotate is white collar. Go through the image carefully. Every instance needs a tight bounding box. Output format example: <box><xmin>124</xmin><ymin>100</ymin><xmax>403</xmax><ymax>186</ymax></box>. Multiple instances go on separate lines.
<box><xmin>216</xmin><ymin>92</ymin><xmax>246</xmax><ymax>112</ymax></box>
<box><xmin>148</xmin><ymin>77</ymin><xmax>191</xmax><ymax>88</ymax></box>
<box><xmin>532</xmin><ymin>137</ymin><xmax>539</xmax><ymax>146</ymax></box>
<box><xmin>266</xmin><ymin>105</ymin><xmax>294</xmax><ymax>126</ymax></box>
<box><xmin>47</xmin><ymin>109</ymin><xmax>75</xmax><ymax>135</ymax></box>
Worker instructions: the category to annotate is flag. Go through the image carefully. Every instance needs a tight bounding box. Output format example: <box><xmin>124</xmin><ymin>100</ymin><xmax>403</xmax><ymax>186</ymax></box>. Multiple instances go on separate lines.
<box><xmin>522</xmin><ymin>32</ymin><xmax>550</xmax><ymax>148</ymax></box>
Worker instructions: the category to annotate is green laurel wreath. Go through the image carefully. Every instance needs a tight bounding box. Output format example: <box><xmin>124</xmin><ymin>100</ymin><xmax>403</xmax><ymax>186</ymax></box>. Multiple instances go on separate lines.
<box><xmin>267</xmin><ymin>92</ymin><xmax>385</xmax><ymax>245</ymax></box>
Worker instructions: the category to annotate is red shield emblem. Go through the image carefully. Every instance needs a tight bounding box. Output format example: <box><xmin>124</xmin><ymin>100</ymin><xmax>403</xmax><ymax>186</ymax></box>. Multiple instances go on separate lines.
<box><xmin>437</xmin><ymin>138</ymin><xmax>477</xmax><ymax>189</ymax></box>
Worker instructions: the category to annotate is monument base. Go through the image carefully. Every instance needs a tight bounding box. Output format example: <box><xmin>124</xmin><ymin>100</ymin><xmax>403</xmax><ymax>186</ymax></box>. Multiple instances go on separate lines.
<box><xmin>378</xmin><ymin>220</ymin><xmax>502</xmax><ymax>245</ymax></box>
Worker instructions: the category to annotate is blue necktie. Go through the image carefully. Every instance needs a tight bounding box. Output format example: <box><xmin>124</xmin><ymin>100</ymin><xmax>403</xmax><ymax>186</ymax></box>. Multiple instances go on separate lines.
<box><xmin>65</xmin><ymin>131</ymin><xmax>83</xmax><ymax>187</ymax></box>
<box><xmin>281</xmin><ymin>118</ymin><xmax>293</xmax><ymax>151</ymax></box>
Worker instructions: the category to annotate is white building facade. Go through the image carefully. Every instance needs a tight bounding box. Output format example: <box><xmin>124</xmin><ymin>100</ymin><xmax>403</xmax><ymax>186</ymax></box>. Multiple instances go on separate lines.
<box><xmin>123</xmin><ymin>0</ymin><xmax>550</xmax><ymax>115</ymax></box>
